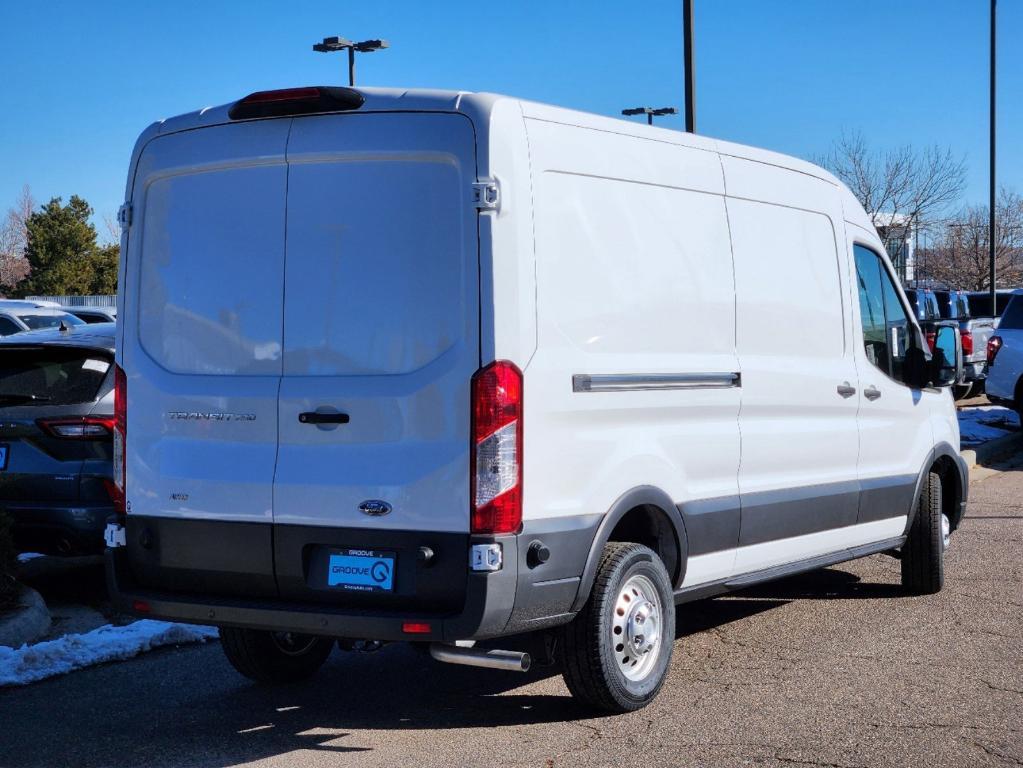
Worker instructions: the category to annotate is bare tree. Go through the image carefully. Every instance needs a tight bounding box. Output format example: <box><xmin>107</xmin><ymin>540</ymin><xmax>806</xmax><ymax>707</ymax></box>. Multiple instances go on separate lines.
<box><xmin>101</xmin><ymin>212</ymin><xmax>121</xmax><ymax>245</ymax></box>
<box><xmin>818</xmin><ymin>133</ymin><xmax>967</xmax><ymax>270</ymax></box>
<box><xmin>0</xmin><ymin>185</ymin><xmax>34</xmax><ymax>292</ymax></box>
<box><xmin>917</xmin><ymin>189</ymin><xmax>1023</xmax><ymax>290</ymax></box>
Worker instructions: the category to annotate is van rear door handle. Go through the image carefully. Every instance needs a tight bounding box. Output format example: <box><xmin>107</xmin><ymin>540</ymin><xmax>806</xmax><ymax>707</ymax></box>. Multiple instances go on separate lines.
<box><xmin>299</xmin><ymin>412</ymin><xmax>350</xmax><ymax>425</ymax></box>
<box><xmin>864</xmin><ymin>386</ymin><xmax>882</xmax><ymax>401</ymax></box>
<box><xmin>836</xmin><ymin>383</ymin><xmax>856</xmax><ymax>398</ymax></box>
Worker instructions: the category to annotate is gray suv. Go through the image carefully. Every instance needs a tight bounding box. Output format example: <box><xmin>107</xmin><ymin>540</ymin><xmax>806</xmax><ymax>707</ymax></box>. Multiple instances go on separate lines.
<box><xmin>0</xmin><ymin>323</ymin><xmax>115</xmax><ymax>554</ymax></box>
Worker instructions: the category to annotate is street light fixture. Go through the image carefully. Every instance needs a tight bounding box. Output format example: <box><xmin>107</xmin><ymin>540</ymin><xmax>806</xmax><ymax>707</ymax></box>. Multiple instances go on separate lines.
<box><xmin>622</xmin><ymin>106</ymin><xmax>678</xmax><ymax>126</ymax></box>
<box><xmin>312</xmin><ymin>36</ymin><xmax>389</xmax><ymax>87</ymax></box>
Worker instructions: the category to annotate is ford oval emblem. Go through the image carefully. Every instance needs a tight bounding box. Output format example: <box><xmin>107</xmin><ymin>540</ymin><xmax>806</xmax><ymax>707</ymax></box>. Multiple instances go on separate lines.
<box><xmin>358</xmin><ymin>500</ymin><xmax>392</xmax><ymax>517</ymax></box>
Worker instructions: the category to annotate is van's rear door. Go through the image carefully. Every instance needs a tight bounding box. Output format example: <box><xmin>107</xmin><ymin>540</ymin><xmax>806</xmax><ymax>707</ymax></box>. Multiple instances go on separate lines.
<box><xmin>124</xmin><ymin>121</ymin><xmax>289</xmax><ymax>596</ymax></box>
<box><xmin>273</xmin><ymin>113</ymin><xmax>479</xmax><ymax>601</ymax></box>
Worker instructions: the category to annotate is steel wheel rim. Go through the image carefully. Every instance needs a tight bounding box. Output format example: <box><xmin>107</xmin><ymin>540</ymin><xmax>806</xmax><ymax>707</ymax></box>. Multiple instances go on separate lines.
<box><xmin>941</xmin><ymin>513</ymin><xmax>951</xmax><ymax>552</ymax></box>
<box><xmin>270</xmin><ymin>632</ymin><xmax>318</xmax><ymax>656</ymax></box>
<box><xmin>611</xmin><ymin>573</ymin><xmax>663</xmax><ymax>682</ymax></box>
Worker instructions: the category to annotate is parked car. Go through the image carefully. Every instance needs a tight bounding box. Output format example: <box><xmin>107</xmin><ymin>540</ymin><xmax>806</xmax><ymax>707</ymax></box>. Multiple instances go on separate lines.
<box><xmin>0</xmin><ymin>301</ymin><xmax>86</xmax><ymax>336</ymax></box>
<box><xmin>0</xmin><ymin>323</ymin><xmax>116</xmax><ymax>555</ymax></box>
<box><xmin>967</xmin><ymin>290</ymin><xmax>1017</xmax><ymax>327</ymax></box>
<box><xmin>985</xmin><ymin>290</ymin><xmax>1023</xmax><ymax>419</ymax></box>
<box><xmin>62</xmin><ymin>306</ymin><xmax>117</xmax><ymax>324</ymax></box>
<box><xmin>934</xmin><ymin>289</ymin><xmax>994</xmax><ymax>398</ymax></box>
<box><xmin>104</xmin><ymin>86</ymin><xmax>966</xmax><ymax>713</ymax></box>
<box><xmin>904</xmin><ymin>289</ymin><xmax>942</xmax><ymax>347</ymax></box>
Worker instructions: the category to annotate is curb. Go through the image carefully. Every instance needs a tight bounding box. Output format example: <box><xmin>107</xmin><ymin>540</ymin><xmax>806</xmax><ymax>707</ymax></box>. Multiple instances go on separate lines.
<box><xmin>961</xmin><ymin>431</ymin><xmax>1023</xmax><ymax>470</ymax></box>
<box><xmin>0</xmin><ymin>586</ymin><xmax>51</xmax><ymax>649</ymax></box>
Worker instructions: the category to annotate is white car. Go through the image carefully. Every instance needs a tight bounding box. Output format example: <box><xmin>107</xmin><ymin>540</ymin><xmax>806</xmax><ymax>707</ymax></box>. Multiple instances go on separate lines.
<box><xmin>0</xmin><ymin>301</ymin><xmax>86</xmax><ymax>336</ymax></box>
<box><xmin>985</xmin><ymin>290</ymin><xmax>1023</xmax><ymax>417</ymax></box>
<box><xmin>105</xmin><ymin>86</ymin><xmax>967</xmax><ymax>713</ymax></box>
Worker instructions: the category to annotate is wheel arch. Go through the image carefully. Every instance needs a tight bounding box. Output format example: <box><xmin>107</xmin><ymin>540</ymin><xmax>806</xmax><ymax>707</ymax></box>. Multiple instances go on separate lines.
<box><xmin>905</xmin><ymin>442</ymin><xmax>968</xmax><ymax>535</ymax></box>
<box><xmin>569</xmin><ymin>486</ymin><xmax>687</xmax><ymax>613</ymax></box>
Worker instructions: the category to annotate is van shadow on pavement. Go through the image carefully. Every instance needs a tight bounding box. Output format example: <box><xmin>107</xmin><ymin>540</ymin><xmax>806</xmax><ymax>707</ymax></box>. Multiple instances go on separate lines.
<box><xmin>0</xmin><ymin>564</ymin><xmax>902</xmax><ymax>768</ymax></box>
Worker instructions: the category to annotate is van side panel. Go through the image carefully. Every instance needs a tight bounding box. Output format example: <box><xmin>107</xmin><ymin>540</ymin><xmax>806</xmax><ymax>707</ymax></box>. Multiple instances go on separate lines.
<box><xmin>722</xmin><ymin>156</ymin><xmax>865</xmax><ymax>573</ymax></box>
<box><xmin>522</xmin><ymin>119</ymin><xmax>741</xmax><ymax>596</ymax></box>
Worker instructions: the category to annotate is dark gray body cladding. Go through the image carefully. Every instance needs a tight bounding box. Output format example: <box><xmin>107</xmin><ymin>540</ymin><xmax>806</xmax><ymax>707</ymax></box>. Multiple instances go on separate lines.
<box><xmin>676</xmin><ymin>474</ymin><xmax>921</xmax><ymax>559</ymax></box>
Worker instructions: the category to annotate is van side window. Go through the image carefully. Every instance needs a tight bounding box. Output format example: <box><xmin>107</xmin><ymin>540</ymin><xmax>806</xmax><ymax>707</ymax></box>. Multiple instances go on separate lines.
<box><xmin>854</xmin><ymin>245</ymin><xmax>911</xmax><ymax>380</ymax></box>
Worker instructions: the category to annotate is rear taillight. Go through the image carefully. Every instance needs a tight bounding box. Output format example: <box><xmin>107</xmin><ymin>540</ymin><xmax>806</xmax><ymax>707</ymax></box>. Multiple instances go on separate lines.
<box><xmin>111</xmin><ymin>364</ymin><xmax>127</xmax><ymax>513</ymax></box>
<box><xmin>961</xmin><ymin>330</ymin><xmax>974</xmax><ymax>356</ymax></box>
<box><xmin>470</xmin><ymin>361</ymin><xmax>523</xmax><ymax>535</ymax></box>
<box><xmin>37</xmin><ymin>416</ymin><xmax>115</xmax><ymax>439</ymax></box>
<box><xmin>987</xmin><ymin>336</ymin><xmax>1003</xmax><ymax>366</ymax></box>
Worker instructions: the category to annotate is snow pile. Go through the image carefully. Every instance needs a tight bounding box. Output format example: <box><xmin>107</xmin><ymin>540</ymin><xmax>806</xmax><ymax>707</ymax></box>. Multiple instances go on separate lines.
<box><xmin>958</xmin><ymin>405</ymin><xmax>1020</xmax><ymax>447</ymax></box>
<box><xmin>0</xmin><ymin>620</ymin><xmax>218</xmax><ymax>687</ymax></box>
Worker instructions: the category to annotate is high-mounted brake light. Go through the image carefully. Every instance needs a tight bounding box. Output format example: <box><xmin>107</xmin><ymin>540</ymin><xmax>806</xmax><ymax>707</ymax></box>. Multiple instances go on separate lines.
<box><xmin>987</xmin><ymin>336</ymin><xmax>1003</xmax><ymax>366</ymax></box>
<box><xmin>470</xmin><ymin>361</ymin><xmax>523</xmax><ymax>535</ymax></box>
<box><xmin>111</xmin><ymin>364</ymin><xmax>127</xmax><ymax>514</ymax></box>
<box><xmin>228</xmin><ymin>86</ymin><xmax>364</xmax><ymax>120</ymax></box>
<box><xmin>37</xmin><ymin>416</ymin><xmax>115</xmax><ymax>439</ymax></box>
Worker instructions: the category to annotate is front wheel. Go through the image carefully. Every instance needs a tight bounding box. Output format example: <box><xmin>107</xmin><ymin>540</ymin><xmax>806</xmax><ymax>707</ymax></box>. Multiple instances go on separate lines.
<box><xmin>901</xmin><ymin>471</ymin><xmax>947</xmax><ymax>595</ymax></box>
<box><xmin>219</xmin><ymin>627</ymin><xmax>334</xmax><ymax>683</ymax></box>
<box><xmin>560</xmin><ymin>542</ymin><xmax>675</xmax><ymax>713</ymax></box>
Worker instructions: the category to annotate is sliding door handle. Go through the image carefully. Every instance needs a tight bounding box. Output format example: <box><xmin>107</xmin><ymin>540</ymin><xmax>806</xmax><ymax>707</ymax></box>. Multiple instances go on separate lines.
<box><xmin>864</xmin><ymin>386</ymin><xmax>882</xmax><ymax>401</ymax></box>
<box><xmin>299</xmin><ymin>411</ymin><xmax>350</xmax><ymax>425</ymax></box>
<box><xmin>836</xmin><ymin>383</ymin><xmax>857</xmax><ymax>398</ymax></box>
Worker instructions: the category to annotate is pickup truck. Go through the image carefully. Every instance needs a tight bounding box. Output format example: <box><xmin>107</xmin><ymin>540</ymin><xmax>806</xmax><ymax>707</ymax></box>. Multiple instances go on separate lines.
<box><xmin>935</xmin><ymin>289</ymin><xmax>993</xmax><ymax>399</ymax></box>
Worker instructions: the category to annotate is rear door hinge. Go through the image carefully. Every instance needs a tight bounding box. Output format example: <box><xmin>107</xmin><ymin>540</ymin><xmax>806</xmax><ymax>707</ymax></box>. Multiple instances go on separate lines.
<box><xmin>117</xmin><ymin>202</ymin><xmax>133</xmax><ymax>229</ymax></box>
<box><xmin>472</xmin><ymin>180</ymin><xmax>500</xmax><ymax>211</ymax></box>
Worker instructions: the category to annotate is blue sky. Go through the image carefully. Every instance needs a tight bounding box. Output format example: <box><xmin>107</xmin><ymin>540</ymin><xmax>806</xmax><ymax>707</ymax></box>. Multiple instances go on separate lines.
<box><xmin>1</xmin><ymin>0</ymin><xmax>1019</xmax><ymax>238</ymax></box>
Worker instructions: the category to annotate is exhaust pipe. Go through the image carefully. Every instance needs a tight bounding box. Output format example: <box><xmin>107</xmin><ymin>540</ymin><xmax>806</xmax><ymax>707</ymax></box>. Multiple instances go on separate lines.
<box><xmin>429</xmin><ymin>643</ymin><xmax>531</xmax><ymax>672</ymax></box>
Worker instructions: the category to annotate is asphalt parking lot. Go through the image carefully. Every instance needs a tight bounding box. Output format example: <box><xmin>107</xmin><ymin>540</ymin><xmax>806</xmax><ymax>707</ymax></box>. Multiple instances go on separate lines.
<box><xmin>1</xmin><ymin>456</ymin><xmax>1021</xmax><ymax>768</ymax></box>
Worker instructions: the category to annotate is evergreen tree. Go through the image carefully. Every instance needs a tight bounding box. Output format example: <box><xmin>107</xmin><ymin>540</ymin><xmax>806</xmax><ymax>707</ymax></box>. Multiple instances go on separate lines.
<box><xmin>21</xmin><ymin>196</ymin><xmax>100</xmax><ymax>296</ymax></box>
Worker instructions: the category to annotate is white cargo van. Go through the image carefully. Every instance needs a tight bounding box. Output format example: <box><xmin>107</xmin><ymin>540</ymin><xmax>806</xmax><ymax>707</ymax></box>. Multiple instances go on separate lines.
<box><xmin>106</xmin><ymin>86</ymin><xmax>967</xmax><ymax>712</ymax></box>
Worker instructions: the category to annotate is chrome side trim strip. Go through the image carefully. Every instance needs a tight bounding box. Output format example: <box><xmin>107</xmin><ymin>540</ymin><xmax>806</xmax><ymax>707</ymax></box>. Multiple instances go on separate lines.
<box><xmin>572</xmin><ymin>372</ymin><xmax>741</xmax><ymax>393</ymax></box>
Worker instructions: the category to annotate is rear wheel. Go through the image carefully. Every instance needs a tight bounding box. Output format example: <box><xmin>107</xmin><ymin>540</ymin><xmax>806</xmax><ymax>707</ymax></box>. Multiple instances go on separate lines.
<box><xmin>560</xmin><ymin>542</ymin><xmax>675</xmax><ymax>713</ymax></box>
<box><xmin>219</xmin><ymin>627</ymin><xmax>333</xmax><ymax>683</ymax></box>
<box><xmin>901</xmin><ymin>471</ymin><xmax>946</xmax><ymax>595</ymax></box>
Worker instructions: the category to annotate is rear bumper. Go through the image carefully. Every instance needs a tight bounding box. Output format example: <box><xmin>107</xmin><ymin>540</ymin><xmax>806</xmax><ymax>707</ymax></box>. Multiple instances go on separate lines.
<box><xmin>105</xmin><ymin>515</ymin><xmax>594</xmax><ymax>642</ymax></box>
<box><xmin>961</xmin><ymin>360</ymin><xmax>987</xmax><ymax>383</ymax></box>
<box><xmin>106</xmin><ymin>545</ymin><xmax>518</xmax><ymax>642</ymax></box>
<box><xmin>3</xmin><ymin>502</ymin><xmax>111</xmax><ymax>553</ymax></box>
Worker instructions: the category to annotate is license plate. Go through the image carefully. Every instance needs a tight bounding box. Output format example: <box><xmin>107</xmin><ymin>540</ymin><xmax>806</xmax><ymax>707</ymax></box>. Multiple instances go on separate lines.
<box><xmin>0</xmin><ymin>444</ymin><xmax>7</xmax><ymax>471</ymax></box>
<box><xmin>327</xmin><ymin>549</ymin><xmax>395</xmax><ymax>592</ymax></box>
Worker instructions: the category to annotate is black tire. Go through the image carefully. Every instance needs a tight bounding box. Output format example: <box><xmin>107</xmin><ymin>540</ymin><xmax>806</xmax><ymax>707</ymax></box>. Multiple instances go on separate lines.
<box><xmin>560</xmin><ymin>542</ymin><xmax>675</xmax><ymax>713</ymax></box>
<box><xmin>219</xmin><ymin>627</ymin><xmax>333</xmax><ymax>683</ymax></box>
<box><xmin>953</xmin><ymin>383</ymin><xmax>973</xmax><ymax>401</ymax></box>
<box><xmin>901</xmin><ymin>471</ymin><xmax>945</xmax><ymax>595</ymax></box>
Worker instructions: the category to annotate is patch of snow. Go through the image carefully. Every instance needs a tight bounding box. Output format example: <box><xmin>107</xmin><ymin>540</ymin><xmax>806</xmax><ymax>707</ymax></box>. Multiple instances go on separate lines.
<box><xmin>16</xmin><ymin>552</ymin><xmax>45</xmax><ymax>563</ymax></box>
<box><xmin>0</xmin><ymin>620</ymin><xmax>218</xmax><ymax>687</ymax></box>
<box><xmin>958</xmin><ymin>405</ymin><xmax>1020</xmax><ymax>447</ymax></box>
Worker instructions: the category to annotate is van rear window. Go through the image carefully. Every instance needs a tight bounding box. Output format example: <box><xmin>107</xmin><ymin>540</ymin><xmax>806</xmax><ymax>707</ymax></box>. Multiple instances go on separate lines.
<box><xmin>0</xmin><ymin>347</ymin><xmax>112</xmax><ymax>406</ymax></box>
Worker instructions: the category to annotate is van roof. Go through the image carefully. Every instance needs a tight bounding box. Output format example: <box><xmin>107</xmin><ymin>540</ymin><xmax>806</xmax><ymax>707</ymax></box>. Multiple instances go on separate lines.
<box><xmin>130</xmin><ymin>86</ymin><xmax>861</xmax><ymax>228</ymax></box>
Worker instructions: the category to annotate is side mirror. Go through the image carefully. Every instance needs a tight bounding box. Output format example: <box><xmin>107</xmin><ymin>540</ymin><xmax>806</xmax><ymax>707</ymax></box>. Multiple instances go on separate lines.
<box><xmin>930</xmin><ymin>323</ymin><xmax>961</xmax><ymax>388</ymax></box>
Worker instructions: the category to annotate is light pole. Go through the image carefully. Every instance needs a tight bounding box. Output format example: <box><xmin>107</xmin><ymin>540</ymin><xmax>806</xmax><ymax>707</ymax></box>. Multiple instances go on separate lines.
<box><xmin>622</xmin><ymin>106</ymin><xmax>678</xmax><ymax>126</ymax></box>
<box><xmin>682</xmin><ymin>0</ymin><xmax>696</xmax><ymax>132</ymax></box>
<box><xmin>989</xmin><ymin>0</ymin><xmax>996</xmax><ymax>303</ymax></box>
<box><xmin>312</xmin><ymin>36</ymin><xmax>389</xmax><ymax>86</ymax></box>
